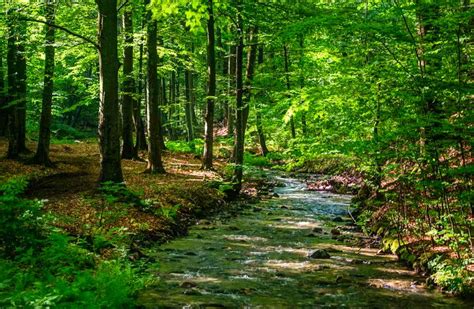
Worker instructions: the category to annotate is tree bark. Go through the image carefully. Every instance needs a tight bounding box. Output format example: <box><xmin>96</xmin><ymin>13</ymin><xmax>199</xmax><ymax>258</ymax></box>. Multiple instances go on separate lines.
<box><xmin>33</xmin><ymin>1</ymin><xmax>56</xmax><ymax>166</ymax></box>
<box><xmin>145</xmin><ymin>15</ymin><xmax>165</xmax><ymax>173</ymax></box>
<box><xmin>256</xmin><ymin>46</ymin><xmax>269</xmax><ymax>156</ymax></box>
<box><xmin>202</xmin><ymin>0</ymin><xmax>216</xmax><ymax>170</ymax></box>
<box><xmin>242</xmin><ymin>27</ymin><xmax>258</xmax><ymax>136</ymax></box>
<box><xmin>96</xmin><ymin>0</ymin><xmax>124</xmax><ymax>183</ymax></box>
<box><xmin>227</xmin><ymin>45</ymin><xmax>236</xmax><ymax>138</ymax></box>
<box><xmin>283</xmin><ymin>44</ymin><xmax>296</xmax><ymax>139</ymax></box>
<box><xmin>16</xmin><ymin>17</ymin><xmax>27</xmax><ymax>154</ymax></box>
<box><xmin>231</xmin><ymin>3</ymin><xmax>244</xmax><ymax>192</ymax></box>
<box><xmin>0</xmin><ymin>44</ymin><xmax>7</xmax><ymax>137</ymax></box>
<box><xmin>299</xmin><ymin>34</ymin><xmax>307</xmax><ymax>135</ymax></box>
<box><xmin>184</xmin><ymin>66</ymin><xmax>194</xmax><ymax>142</ymax></box>
<box><xmin>121</xmin><ymin>7</ymin><xmax>137</xmax><ymax>159</ymax></box>
<box><xmin>134</xmin><ymin>20</ymin><xmax>147</xmax><ymax>152</ymax></box>
<box><xmin>6</xmin><ymin>8</ymin><xmax>20</xmax><ymax>159</ymax></box>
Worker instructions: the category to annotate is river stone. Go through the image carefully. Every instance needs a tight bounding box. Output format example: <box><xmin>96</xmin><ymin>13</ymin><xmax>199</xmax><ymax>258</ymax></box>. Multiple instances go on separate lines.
<box><xmin>180</xmin><ymin>281</ymin><xmax>197</xmax><ymax>289</ymax></box>
<box><xmin>309</xmin><ymin>249</ymin><xmax>331</xmax><ymax>259</ymax></box>
<box><xmin>332</xmin><ymin>216</ymin><xmax>344</xmax><ymax>222</ymax></box>
<box><xmin>273</xmin><ymin>192</ymin><xmax>280</xmax><ymax>197</ymax></box>
<box><xmin>330</xmin><ymin>228</ymin><xmax>341</xmax><ymax>236</ymax></box>
<box><xmin>312</xmin><ymin>227</ymin><xmax>323</xmax><ymax>233</ymax></box>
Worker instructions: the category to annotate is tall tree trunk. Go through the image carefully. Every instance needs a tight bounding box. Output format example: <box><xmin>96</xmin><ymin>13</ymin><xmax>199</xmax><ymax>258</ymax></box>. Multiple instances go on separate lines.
<box><xmin>121</xmin><ymin>7</ymin><xmax>137</xmax><ymax>159</ymax></box>
<box><xmin>97</xmin><ymin>0</ymin><xmax>123</xmax><ymax>183</ymax></box>
<box><xmin>134</xmin><ymin>22</ymin><xmax>147</xmax><ymax>152</ymax></box>
<box><xmin>242</xmin><ymin>27</ymin><xmax>258</xmax><ymax>136</ymax></box>
<box><xmin>169</xmin><ymin>71</ymin><xmax>177</xmax><ymax>140</ymax></box>
<box><xmin>299</xmin><ymin>34</ymin><xmax>307</xmax><ymax>135</ymax></box>
<box><xmin>33</xmin><ymin>1</ymin><xmax>56</xmax><ymax>166</ymax></box>
<box><xmin>145</xmin><ymin>15</ymin><xmax>165</xmax><ymax>173</ymax></box>
<box><xmin>16</xmin><ymin>16</ymin><xmax>27</xmax><ymax>154</ymax></box>
<box><xmin>283</xmin><ymin>44</ymin><xmax>296</xmax><ymax>139</ymax></box>
<box><xmin>184</xmin><ymin>66</ymin><xmax>194</xmax><ymax>142</ymax></box>
<box><xmin>227</xmin><ymin>45</ymin><xmax>236</xmax><ymax>138</ymax></box>
<box><xmin>231</xmin><ymin>3</ymin><xmax>244</xmax><ymax>192</ymax></box>
<box><xmin>256</xmin><ymin>46</ymin><xmax>269</xmax><ymax>156</ymax></box>
<box><xmin>0</xmin><ymin>44</ymin><xmax>7</xmax><ymax>136</ymax></box>
<box><xmin>202</xmin><ymin>0</ymin><xmax>216</xmax><ymax>170</ymax></box>
<box><xmin>6</xmin><ymin>8</ymin><xmax>20</xmax><ymax>159</ymax></box>
<box><xmin>159</xmin><ymin>77</ymin><xmax>167</xmax><ymax>150</ymax></box>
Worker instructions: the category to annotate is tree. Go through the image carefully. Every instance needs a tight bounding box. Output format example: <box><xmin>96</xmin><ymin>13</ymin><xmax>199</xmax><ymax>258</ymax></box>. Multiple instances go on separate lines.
<box><xmin>231</xmin><ymin>1</ymin><xmax>244</xmax><ymax>192</ymax></box>
<box><xmin>96</xmin><ymin>0</ymin><xmax>123</xmax><ymax>183</ymax></box>
<box><xmin>202</xmin><ymin>0</ymin><xmax>216</xmax><ymax>170</ymax></box>
<box><xmin>145</xmin><ymin>12</ymin><xmax>165</xmax><ymax>174</ymax></box>
<box><xmin>121</xmin><ymin>5</ymin><xmax>137</xmax><ymax>160</ymax></box>
<box><xmin>32</xmin><ymin>1</ymin><xmax>56</xmax><ymax>166</ymax></box>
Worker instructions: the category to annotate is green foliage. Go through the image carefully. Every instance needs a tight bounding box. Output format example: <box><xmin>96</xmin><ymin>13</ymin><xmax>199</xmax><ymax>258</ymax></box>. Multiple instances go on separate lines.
<box><xmin>166</xmin><ymin>139</ymin><xmax>203</xmax><ymax>156</ymax></box>
<box><xmin>428</xmin><ymin>256</ymin><xmax>474</xmax><ymax>295</ymax></box>
<box><xmin>244</xmin><ymin>152</ymin><xmax>271</xmax><ymax>167</ymax></box>
<box><xmin>0</xmin><ymin>177</ymin><xmax>46</xmax><ymax>257</ymax></box>
<box><xmin>0</xmin><ymin>179</ymin><xmax>150</xmax><ymax>307</ymax></box>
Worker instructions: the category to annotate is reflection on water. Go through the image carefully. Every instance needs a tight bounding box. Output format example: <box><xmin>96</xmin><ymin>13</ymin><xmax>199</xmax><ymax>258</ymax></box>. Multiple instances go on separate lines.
<box><xmin>139</xmin><ymin>174</ymin><xmax>473</xmax><ymax>308</ymax></box>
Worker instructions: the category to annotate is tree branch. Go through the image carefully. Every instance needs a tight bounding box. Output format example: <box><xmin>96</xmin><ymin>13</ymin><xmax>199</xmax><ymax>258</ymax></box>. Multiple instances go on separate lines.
<box><xmin>20</xmin><ymin>17</ymin><xmax>99</xmax><ymax>50</ymax></box>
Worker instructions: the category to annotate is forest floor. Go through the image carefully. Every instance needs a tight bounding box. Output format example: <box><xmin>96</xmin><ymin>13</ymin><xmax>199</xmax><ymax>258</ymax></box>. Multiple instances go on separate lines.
<box><xmin>0</xmin><ymin>138</ymin><xmax>258</xmax><ymax>246</ymax></box>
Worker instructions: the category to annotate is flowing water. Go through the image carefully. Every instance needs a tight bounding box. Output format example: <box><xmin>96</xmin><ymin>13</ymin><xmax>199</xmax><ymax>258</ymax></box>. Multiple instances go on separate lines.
<box><xmin>139</xmin><ymin>175</ymin><xmax>473</xmax><ymax>308</ymax></box>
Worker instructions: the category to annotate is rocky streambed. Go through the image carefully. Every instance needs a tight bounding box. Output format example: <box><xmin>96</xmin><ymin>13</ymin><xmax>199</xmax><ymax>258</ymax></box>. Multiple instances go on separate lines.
<box><xmin>138</xmin><ymin>174</ymin><xmax>473</xmax><ymax>308</ymax></box>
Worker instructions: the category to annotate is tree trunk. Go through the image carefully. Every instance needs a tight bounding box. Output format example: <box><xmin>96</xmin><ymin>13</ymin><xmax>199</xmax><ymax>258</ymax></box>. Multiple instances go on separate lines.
<box><xmin>16</xmin><ymin>17</ymin><xmax>27</xmax><ymax>154</ymax></box>
<box><xmin>184</xmin><ymin>66</ymin><xmax>194</xmax><ymax>142</ymax></box>
<box><xmin>256</xmin><ymin>46</ymin><xmax>269</xmax><ymax>156</ymax></box>
<box><xmin>168</xmin><ymin>71</ymin><xmax>177</xmax><ymax>140</ymax></box>
<box><xmin>33</xmin><ymin>1</ymin><xmax>56</xmax><ymax>166</ymax></box>
<box><xmin>134</xmin><ymin>22</ymin><xmax>147</xmax><ymax>152</ymax></box>
<box><xmin>6</xmin><ymin>8</ymin><xmax>20</xmax><ymax>159</ymax></box>
<box><xmin>0</xmin><ymin>44</ymin><xmax>7</xmax><ymax>137</ymax></box>
<box><xmin>121</xmin><ymin>7</ymin><xmax>137</xmax><ymax>159</ymax></box>
<box><xmin>231</xmin><ymin>3</ymin><xmax>244</xmax><ymax>192</ymax></box>
<box><xmin>145</xmin><ymin>15</ymin><xmax>165</xmax><ymax>173</ymax></box>
<box><xmin>283</xmin><ymin>44</ymin><xmax>296</xmax><ymax>139</ymax></box>
<box><xmin>299</xmin><ymin>34</ymin><xmax>307</xmax><ymax>135</ymax></box>
<box><xmin>202</xmin><ymin>0</ymin><xmax>216</xmax><ymax>170</ymax></box>
<box><xmin>242</xmin><ymin>27</ymin><xmax>258</xmax><ymax>136</ymax></box>
<box><xmin>227</xmin><ymin>45</ymin><xmax>236</xmax><ymax>138</ymax></box>
<box><xmin>97</xmin><ymin>0</ymin><xmax>124</xmax><ymax>183</ymax></box>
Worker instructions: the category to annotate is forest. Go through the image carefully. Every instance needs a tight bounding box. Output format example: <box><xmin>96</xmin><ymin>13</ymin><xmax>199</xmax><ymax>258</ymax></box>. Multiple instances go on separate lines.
<box><xmin>0</xmin><ymin>0</ymin><xmax>472</xmax><ymax>307</ymax></box>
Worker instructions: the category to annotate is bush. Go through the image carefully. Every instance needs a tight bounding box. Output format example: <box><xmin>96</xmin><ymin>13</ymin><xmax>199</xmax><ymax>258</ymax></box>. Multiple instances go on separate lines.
<box><xmin>0</xmin><ymin>177</ymin><xmax>46</xmax><ymax>257</ymax></box>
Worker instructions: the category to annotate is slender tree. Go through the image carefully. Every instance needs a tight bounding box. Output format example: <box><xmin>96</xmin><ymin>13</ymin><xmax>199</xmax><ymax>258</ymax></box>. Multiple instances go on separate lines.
<box><xmin>145</xmin><ymin>12</ymin><xmax>165</xmax><ymax>173</ymax></box>
<box><xmin>202</xmin><ymin>0</ymin><xmax>216</xmax><ymax>170</ymax></box>
<box><xmin>283</xmin><ymin>43</ymin><xmax>296</xmax><ymax>139</ymax></box>
<box><xmin>231</xmin><ymin>2</ymin><xmax>244</xmax><ymax>192</ymax></box>
<box><xmin>96</xmin><ymin>0</ymin><xmax>123</xmax><ymax>183</ymax></box>
<box><xmin>121</xmin><ymin>6</ymin><xmax>137</xmax><ymax>159</ymax></box>
<box><xmin>32</xmin><ymin>1</ymin><xmax>56</xmax><ymax>166</ymax></box>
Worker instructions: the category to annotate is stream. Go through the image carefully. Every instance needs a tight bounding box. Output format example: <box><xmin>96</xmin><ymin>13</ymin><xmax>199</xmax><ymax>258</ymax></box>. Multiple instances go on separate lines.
<box><xmin>138</xmin><ymin>175</ymin><xmax>473</xmax><ymax>308</ymax></box>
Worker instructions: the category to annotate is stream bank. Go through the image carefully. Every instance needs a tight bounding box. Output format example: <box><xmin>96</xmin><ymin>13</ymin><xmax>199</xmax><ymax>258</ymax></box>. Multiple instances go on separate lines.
<box><xmin>137</xmin><ymin>174</ymin><xmax>473</xmax><ymax>308</ymax></box>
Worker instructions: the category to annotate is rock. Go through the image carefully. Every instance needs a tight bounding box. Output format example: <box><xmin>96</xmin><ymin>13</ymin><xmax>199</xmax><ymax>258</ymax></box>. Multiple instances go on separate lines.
<box><xmin>330</xmin><ymin>228</ymin><xmax>341</xmax><ymax>236</ymax></box>
<box><xmin>336</xmin><ymin>275</ymin><xmax>351</xmax><ymax>284</ymax></box>
<box><xmin>180</xmin><ymin>281</ymin><xmax>197</xmax><ymax>289</ymax></box>
<box><xmin>309</xmin><ymin>249</ymin><xmax>331</xmax><ymax>259</ymax></box>
<box><xmin>332</xmin><ymin>216</ymin><xmax>344</xmax><ymax>222</ymax></box>
<box><xmin>273</xmin><ymin>192</ymin><xmax>280</xmax><ymax>198</ymax></box>
<box><xmin>280</xmin><ymin>205</ymin><xmax>289</xmax><ymax>209</ymax></box>
<box><xmin>198</xmin><ymin>219</ymin><xmax>211</xmax><ymax>225</ymax></box>
<box><xmin>183</xmin><ymin>288</ymin><xmax>202</xmax><ymax>296</ymax></box>
<box><xmin>312</xmin><ymin>227</ymin><xmax>323</xmax><ymax>233</ymax></box>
